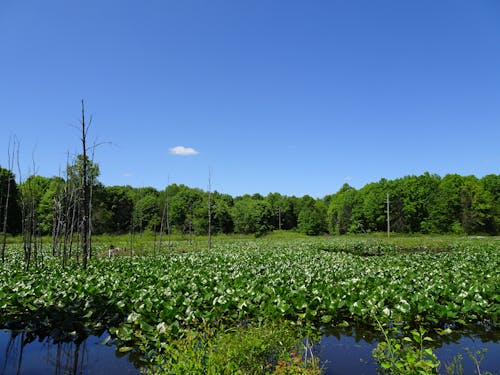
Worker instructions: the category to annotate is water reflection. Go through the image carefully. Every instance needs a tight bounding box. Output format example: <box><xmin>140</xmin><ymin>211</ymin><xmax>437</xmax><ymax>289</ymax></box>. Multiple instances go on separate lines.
<box><xmin>318</xmin><ymin>324</ymin><xmax>500</xmax><ymax>375</ymax></box>
<box><xmin>0</xmin><ymin>330</ymin><xmax>140</xmax><ymax>375</ymax></box>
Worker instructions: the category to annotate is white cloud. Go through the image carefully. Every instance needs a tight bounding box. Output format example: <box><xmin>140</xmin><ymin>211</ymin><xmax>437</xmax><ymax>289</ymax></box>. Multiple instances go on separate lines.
<box><xmin>169</xmin><ymin>146</ymin><xmax>199</xmax><ymax>156</ymax></box>
<box><xmin>122</xmin><ymin>172</ymin><xmax>133</xmax><ymax>177</ymax></box>
<box><xmin>344</xmin><ymin>176</ymin><xmax>353</xmax><ymax>181</ymax></box>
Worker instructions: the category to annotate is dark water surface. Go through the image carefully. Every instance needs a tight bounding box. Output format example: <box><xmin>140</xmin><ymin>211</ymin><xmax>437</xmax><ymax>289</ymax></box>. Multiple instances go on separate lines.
<box><xmin>1</xmin><ymin>326</ymin><xmax>498</xmax><ymax>374</ymax></box>
<box><xmin>0</xmin><ymin>330</ymin><xmax>140</xmax><ymax>375</ymax></box>
<box><xmin>318</xmin><ymin>325</ymin><xmax>500</xmax><ymax>375</ymax></box>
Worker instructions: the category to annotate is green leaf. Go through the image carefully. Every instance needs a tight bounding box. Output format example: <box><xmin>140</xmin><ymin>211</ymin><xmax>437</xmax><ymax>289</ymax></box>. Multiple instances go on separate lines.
<box><xmin>381</xmin><ymin>362</ymin><xmax>392</xmax><ymax>369</ymax></box>
<box><xmin>99</xmin><ymin>335</ymin><xmax>111</xmax><ymax>345</ymax></box>
<box><xmin>321</xmin><ymin>315</ymin><xmax>333</xmax><ymax>324</ymax></box>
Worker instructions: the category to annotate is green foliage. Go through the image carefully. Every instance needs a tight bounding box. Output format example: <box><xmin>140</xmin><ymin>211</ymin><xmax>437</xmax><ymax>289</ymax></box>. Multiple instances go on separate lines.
<box><xmin>211</xmin><ymin>193</ymin><xmax>234</xmax><ymax>234</ymax></box>
<box><xmin>134</xmin><ymin>189</ymin><xmax>160</xmax><ymax>231</ymax></box>
<box><xmin>298</xmin><ymin>200</ymin><xmax>327</xmax><ymax>235</ymax></box>
<box><xmin>328</xmin><ymin>183</ymin><xmax>362</xmax><ymax>234</ymax></box>
<box><xmin>0</xmin><ymin>236</ymin><xmax>498</xmax><ymax>372</ymax></box>
<box><xmin>373</xmin><ymin>323</ymin><xmax>440</xmax><ymax>374</ymax></box>
<box><xmin>6</xmin><ymin>171</ymin><xmax>500</xmax><ymax>236</ymax></box>
<box><xmin>0</xmin><ymin>166</ymin><xmax>22</xmax><ymax>234</ymax></box>
<box><xmin>445</xmin><ymin>348</ymin><xmax>496</xmax><ymax>375</ymax></box>
<box><xmin>65</xmin><ymin>154</ymin><xmax>100</xmax><ymax>187</ymax></box>
<box><xmin>266</xmin><ymin>192</ymin><xmax>298</xmax><ymax>230</ymax></box>
<box><xmin>93</xmin><ymin>185</ymin><xmax>134</xmax><ymax>234</ymax></box>
<box><xmin>460</xmin><ymin>176</ymin><xmax>496</xmax><ymax>234</ymax></box>
<box><xmin>168</xmin><ymin>185</ymin><xmax>203</xmax><ymax>233</ymax></box>
<box><xmin>445</xmin><ymin>352</ymin><xmax>464</xmax><ymax>375</ymax></box>
<box><xmin>232</xmin><ymin>197</ymin><xmax>274</xmax><ymax>235</ymax></box>
<box><xmin>149</xmin><ymin>321</ymin><xmax>321</xmax><ymax>374</ymax></box>
<box><xmin>481</xmin><ymin>174</ymin><xmax>500</xmax><ymax>234</ymax></box>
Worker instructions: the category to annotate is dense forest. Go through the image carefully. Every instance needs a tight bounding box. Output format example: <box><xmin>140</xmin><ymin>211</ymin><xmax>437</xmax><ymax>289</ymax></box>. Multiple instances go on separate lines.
<box><xmin>1</xmin><ymin>161</ymin><xmax>498</xmax><ymax>237</ymax></box>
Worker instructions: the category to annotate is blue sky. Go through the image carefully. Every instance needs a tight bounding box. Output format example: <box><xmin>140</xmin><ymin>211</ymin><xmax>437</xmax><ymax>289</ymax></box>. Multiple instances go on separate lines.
<box><xmin>1</xmin><ymin>1</ymin><xmax>499</xmax><ymax>197</ymax></box>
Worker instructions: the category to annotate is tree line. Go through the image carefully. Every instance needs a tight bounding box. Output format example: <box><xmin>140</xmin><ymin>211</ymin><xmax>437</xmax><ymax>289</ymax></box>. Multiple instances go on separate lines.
<box><xmin>1</xmin><ymin>166</ymin><xmax>498</xmax><ymax>238</ymax></box>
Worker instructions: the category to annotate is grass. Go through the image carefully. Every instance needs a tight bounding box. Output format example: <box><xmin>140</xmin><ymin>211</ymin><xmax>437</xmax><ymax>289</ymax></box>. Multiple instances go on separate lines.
<box><xmin>147</xmin><ymin>320</ymin><xmax>321</xmax><ymax>374</ymax></box>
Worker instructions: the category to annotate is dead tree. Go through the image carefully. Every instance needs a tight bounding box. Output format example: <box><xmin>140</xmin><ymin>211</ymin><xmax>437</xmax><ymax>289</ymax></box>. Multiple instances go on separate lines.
<box><xmin>158</xmin><ymin>188</ymin><xmax>168</xmax><ymax>255</ymax></box>
<box><xmin>207</xmin><ymin>169</ymin><xmax>212</xmax><ymax>250</ymax></box>
<box><xmin>166</xmin><ymin>182</ymin><xmax>171</xmax><ymax>251</ymax></box>
<box><xmin>80</xmin><ymin>99</ymin><xmax>90</xmax><ymax>269</ymax></box>
<box><xmin>1</xmin><ymin>138</ymin><xmax>15</xmax><ymax>263</ymax></box>
<box><xmin>88</xmin><ymin>143</ymin><xmax>98</xmax><ymax>260</ymax></box>
<box><xmin>16</xmin><ymin>146</ymin><xmax>41</xmax><ymax>271</ymax></box>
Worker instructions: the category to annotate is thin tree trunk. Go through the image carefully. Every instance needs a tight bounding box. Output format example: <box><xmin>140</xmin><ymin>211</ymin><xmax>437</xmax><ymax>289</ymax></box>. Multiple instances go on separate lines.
<box><xmin>81</xmin><ymin>99</ymin><xmax>90</xmax><ymax>269</ymax></box>
<box><xmin>15</xmin><ymin>143</ymin><xmax>31</xmax><ymax>271</ymax></box>
<box><xmin>88</xmin><ymin>145</ymin><xmax>96</xmax><ymax>261</ymax></box>
<box><xmin>51</xmin><ymin>198</ymin><xmax>59</xmax><ymax>257</ymax></box>
<box><xmin>158</xmin><ymin>184</ymin><xmax>168</xmax><ymax>255</ymax></box>
<box><xmin>1</xmin><ymin>139</ymin><xmax>14</xmax><ymax>263</ymax></box>
<box><xmin>153</xmin><ymin>226</ymin><xmax>157</xmax><ymax>256</ymax></box>
<box><xmin>207</xmin><ymin>169</ymin><xmax>212</xmax><ymax>250</ymax></box>
<box><xmin>166</xmin><ymin>177</ymin><xmax>171</xmax><ymax>251</ymax></box>
<box><xmin>386</xmin><ymin>193</ymin><xmax>390</xmax><ymax>238</ymax></box>
<box><xmin>189</xmin><ymin>204</ymin><xmax>193</xmax><ymax>245</ymax></box>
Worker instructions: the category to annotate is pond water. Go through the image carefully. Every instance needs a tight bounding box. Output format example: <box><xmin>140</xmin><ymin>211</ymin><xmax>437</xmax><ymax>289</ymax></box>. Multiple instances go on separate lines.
<box><xmin>1</xmin><ymin>326</ymin><xmax>498</xmax><ymax>374</ymax></box>
<box><xmin>318</xmin><ymin>325</ymin><xmax>500</xmax><ymax>374</ymax></box>
<box><xmin>0</xmin><ymin>330</ymin><xmax>141</xmax><ymax>375</ymax></box>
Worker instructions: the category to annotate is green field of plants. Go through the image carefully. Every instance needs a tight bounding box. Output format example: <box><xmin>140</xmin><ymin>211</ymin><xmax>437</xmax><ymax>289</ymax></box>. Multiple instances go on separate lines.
<box><xmin>0</xmin><ymin>235</ymin><xmax>498</xmax><ymax>373</ymax></box>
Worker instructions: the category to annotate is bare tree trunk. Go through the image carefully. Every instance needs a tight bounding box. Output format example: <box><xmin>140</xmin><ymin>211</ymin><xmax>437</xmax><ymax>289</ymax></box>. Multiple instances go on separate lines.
<box><xmin>166</xmin><ymin>177</ymin><xmax>171</xmax><ymax>251</ymax></box>
<box><xmin>16</xmin><ymin>331</ymin><xmax>26</xmax><ymax>375</ymax></box>
<box><xmin>81</xmin><ymin>99</ymin><xmax>90</xmax><ymax>269</ymax></box>
<box><xmin>15</xmin><ymin>143</ymin><xmax>31</xmax><ymax>271</ymax></box>
<box><xmin>1</xmin><ymin>138</ymin><xmax>15</xmax><ymax>263</ymax></box>
<box><xmin>386</xmin><ymin>193</ymin><xmax>390</xmax><ymax>238</ymax></box>
<box><xmin>130</xmin><ymin>202</ymin><xmax>135</xmax><ymax>257</ymax></box>
<box><xmin>207</xmin><ymin>169</ymin><xmax>212</xmax><ymax>250</ymax></box>
<box><xmin>52</xmin><ymin>185</ymin><xmax>66</xmax><ymax>258</ymax></box>
<box><xmin>68</xmin><ymin>187</ymin><xmax>78</xmax><ymax>261</ymax></box>
<box><xmin>153</xmin><ymin>225</ymin><xmax>158</xmax><ymax>256</ymax></box>
<box><xmin>189</xmin><ymin>204</ymin><xmax>193</xmax><ymax>245</ymax></box>
<box><xmin>30</xmin><ymin>187</ymin><xmax>37</xmax><ymax>268</ymax></box>
<box><xmin>158</xmin><ymin>183</ymin><xmax>169</xmax><ymax>255</ymax></box>
<box><xmin>29</xmin><ymin>155</ymin><xmax>39</xmax><ymax>268</ymax></box>
<box><xmin>88</xmin><ymin>145</ymin><xmax>96</xmax><ymax>261</ymax></box>
<box><xmin>158</xmin><ymin>213</ymin><xmax>165</xmax><ymax>255</ymax></box>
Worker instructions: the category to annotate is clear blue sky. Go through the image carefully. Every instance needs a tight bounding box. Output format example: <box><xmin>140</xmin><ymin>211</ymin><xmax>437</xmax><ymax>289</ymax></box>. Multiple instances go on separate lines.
<box><xmin>1</xmin><ymin>1</ymin><xmax>499</xmax><ymax>197</ymax></box>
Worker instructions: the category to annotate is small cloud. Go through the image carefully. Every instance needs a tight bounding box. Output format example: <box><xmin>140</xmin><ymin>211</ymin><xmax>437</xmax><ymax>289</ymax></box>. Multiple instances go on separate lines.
<box><xmin>344</xmin><ymin>176</ymin><xmax>353</xmax><ymax>181</ymax></box>
<box><xmin>123</xmin><ymin>172</ymin><xmax>133</xmax><ymax>177</ymax></box>
<box><xmin>169</xmin><ymin>146</ymin><xmax>199</xmax><ymax>156</ymax></box>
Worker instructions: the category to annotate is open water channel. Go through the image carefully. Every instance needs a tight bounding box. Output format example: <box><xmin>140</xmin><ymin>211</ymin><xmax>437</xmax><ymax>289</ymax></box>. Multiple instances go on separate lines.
<box><xmin>0</xmin><ymin>330</ymin><xmax>140</xmax><ymax>375</ymax></box>
<box><xmin>0</xmin><ymin>326</ymin><xmax>498</xmax><ymax>374</ymax></box>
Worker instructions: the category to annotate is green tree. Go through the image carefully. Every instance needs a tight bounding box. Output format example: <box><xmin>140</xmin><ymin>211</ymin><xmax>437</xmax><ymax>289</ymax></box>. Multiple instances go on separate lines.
<box><xmin>265</xmin><ymin>193</ymin><xmax>298</xmax><ymax>230</ymax></box>
<box><xmin>400</xmin><ymin>173</ymin><xmax>440</xmax><ymax>233</ymax></box>
<box><xmin>327</xmin><ymin>184</ymin><xmax>361</xmax><ymax>234</ymax></box>
<box><xmin>357</xmin><ymin>181</ymin><xmax>387</xmax><ymax>232</ymax></box>
<box><xmin>169</xmin><ymin>185</ymin><xmax>205</xmax><ymax>234</ymax></box>
<box><xmin>0</xmin><ymin>166</ymin><xmax>21</xmax><ymax>234</ymax></box>
<box><xmin>232</xmin><ymin>196</ymin><xmax>274</xmax><ymax>236</ymax></box>
<box><xmin>480</xmin><ymin>174</ymin><xmax>500</xmax><ymax>234</ymax></box>
<box><xmin>460</xmin><ymin>176</ymin><xmax>494</xmax><ymax>234</ymax></box>
<box><xmin>66</xmin><ymin>154</ymin><xmax>100</xmax><ymax>189</ymax></box>
<box><xmin>133</xmin><ymin>188</ymin><xmax>160</xmax><ymax>232</ymax></box>
<box><xmin>428</xmin><ymin>174</ymin><xmax>464</xmax><ymax>233</ymax></box>
<box><xmin>298</xmin><ymin>199</ymin><xmax>327</xmax><ymax>235</ymax></box>
<box><xmin>93</xmin><ymin>185</ymin><xmax>134</xmax><ymax>234</ymax></box>
<box><xmin>211</xmin><ymin>192</ymin><xmax>234</xmax><ymax>234</ymax></box>
<box><xmin>19</xmin><ymin>175</ymin><xmax>68</xmax><ymax>235</ymax></box>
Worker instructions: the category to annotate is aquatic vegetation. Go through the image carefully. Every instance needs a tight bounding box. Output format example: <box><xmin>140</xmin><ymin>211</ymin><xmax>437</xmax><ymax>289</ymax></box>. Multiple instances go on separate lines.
<box><xmin>0</xmin><ymin>237</ymin><xmax>498</xmax><ymax>372</ymax></box>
